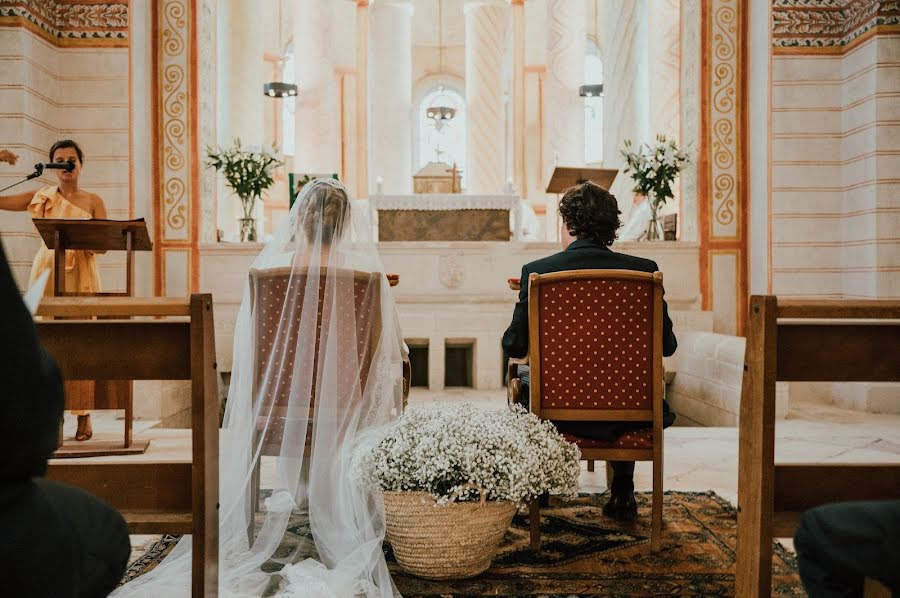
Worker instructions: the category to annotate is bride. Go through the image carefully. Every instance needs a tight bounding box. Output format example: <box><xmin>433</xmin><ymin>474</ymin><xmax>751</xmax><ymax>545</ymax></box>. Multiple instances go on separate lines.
<box><xmin>114</xmin><ymin>179</ymin><xmax>406</xmax><ymax>597</ymax></box>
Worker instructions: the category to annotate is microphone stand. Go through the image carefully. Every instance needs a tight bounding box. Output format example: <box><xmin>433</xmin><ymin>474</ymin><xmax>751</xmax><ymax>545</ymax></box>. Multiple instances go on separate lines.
<box><xmin>0</xmin><ymin>163</ymin><xmax>44</xmax><ymax>194</ymax></box>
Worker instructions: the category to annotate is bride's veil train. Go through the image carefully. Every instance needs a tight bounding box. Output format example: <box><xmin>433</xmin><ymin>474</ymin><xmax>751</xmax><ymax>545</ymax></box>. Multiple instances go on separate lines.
<box><xmin>113</xmin><ymin>178</ymin><xmax>405</xmax><ymax>597</ymax></box>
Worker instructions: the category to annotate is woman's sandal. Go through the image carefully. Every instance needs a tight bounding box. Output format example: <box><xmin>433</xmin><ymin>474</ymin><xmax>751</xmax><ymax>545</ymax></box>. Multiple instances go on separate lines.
<box><xmin>75</xmin><ymin>414</ymin><xmax>93</xmax><ymax>441</ymax></box>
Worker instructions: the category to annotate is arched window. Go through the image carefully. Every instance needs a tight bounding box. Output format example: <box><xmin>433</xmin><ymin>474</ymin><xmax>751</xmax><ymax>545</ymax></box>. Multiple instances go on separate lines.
<box><xmin>281</xmin><ymin>44</ymin><xmax>295</xmax><ymax>156</ymax></box>
<box><xmin>584</xmin><ymin>40</ymin><xmax>603</xmax><ymax>164</ymax></box>
<box><xmin>415</xmin><ymin>85</ymin><xmax>466</xmax><ymax>189</ymax></box>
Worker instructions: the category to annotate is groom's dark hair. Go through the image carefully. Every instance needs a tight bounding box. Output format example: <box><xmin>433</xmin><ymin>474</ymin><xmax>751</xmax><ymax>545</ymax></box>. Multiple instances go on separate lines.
<box><xmin>559</xmin><ymin>182</ymin><xmax>622</xmax><ymax>246</ymax></box>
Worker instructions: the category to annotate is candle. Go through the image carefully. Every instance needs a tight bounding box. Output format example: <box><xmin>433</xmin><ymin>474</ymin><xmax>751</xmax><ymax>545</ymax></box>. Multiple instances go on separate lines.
<box><xmin>376</xmin><ymin>176</ymin><xmax>384</xmax><ymax>195</ymax></box>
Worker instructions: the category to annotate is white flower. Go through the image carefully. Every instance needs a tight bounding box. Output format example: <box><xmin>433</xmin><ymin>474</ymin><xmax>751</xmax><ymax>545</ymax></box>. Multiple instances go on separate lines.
<box><xmin>354</xmin><ymin>404</ymin><xmax>581</xmax><ymax>506</ymax></box>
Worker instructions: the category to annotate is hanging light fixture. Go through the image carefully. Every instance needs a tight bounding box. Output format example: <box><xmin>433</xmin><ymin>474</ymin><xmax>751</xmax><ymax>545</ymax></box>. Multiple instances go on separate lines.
<box><xmin>264</xmin><ymin>82</ymin><xmax>298</xmax><ymax>98</ymax></box>
<box><xmin>263</xmin><ymin>1</ymin><xmax>299</xmax><ymax>99</ymax></box>
<box><xmin>426</xmin><ymin>0</ymin><xmax>456</xmax><ymax>129</ymax></box>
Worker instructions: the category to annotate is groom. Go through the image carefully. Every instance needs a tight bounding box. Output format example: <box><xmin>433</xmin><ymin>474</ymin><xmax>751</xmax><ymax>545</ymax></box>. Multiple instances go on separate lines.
<box><xmin>502</xmin><ymin>182</ymin><xmax>677</xmax><ymax>521</ymax></box>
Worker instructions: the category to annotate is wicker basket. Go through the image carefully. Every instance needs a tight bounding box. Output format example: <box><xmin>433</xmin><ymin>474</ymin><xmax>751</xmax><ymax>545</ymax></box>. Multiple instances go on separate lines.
<box><xmin>382</xmin><ymin>491</ymin><xmax>517</xmax><ymax>579</ymax></box>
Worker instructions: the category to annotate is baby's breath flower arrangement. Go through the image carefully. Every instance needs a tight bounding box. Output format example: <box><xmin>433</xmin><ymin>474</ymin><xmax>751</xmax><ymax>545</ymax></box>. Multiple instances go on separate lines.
<box><xmin>356</xmin><ymin>404</ymin><xmax>581</xmax><ymax>507</ymax></box>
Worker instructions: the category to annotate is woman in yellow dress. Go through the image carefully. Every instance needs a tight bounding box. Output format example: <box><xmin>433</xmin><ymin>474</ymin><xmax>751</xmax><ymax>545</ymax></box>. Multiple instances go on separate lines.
<box><xmin>0</xmin><ymin>140</ymin><xmax>108</xmax><ymax>441</ymax></box>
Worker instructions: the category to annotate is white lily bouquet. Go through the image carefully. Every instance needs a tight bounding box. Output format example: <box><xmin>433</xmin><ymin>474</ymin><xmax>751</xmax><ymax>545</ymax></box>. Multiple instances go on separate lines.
<box><xmin>620</xmin><ymin>135</ymin><xmax>689</xmax><ymax>240</ymax></box>
<box><xmin>355</xmin><ymin>403</ymin><xmax>581</xmax><ymax>507</ymax></box>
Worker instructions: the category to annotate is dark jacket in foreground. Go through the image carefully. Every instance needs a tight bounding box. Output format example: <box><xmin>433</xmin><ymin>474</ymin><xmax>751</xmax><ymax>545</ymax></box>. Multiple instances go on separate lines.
<box><xmin>0</xmin><ymin>242</ymin><xmax>130</xmax><ymax>598</ymax></box>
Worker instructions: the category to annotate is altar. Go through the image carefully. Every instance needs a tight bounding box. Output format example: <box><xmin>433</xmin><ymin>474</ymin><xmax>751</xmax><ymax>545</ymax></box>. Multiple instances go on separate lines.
<box><xmin>371</xmin><ymin>195</ymin><xmax>521</xmax><ymax>242</ymax></box>
<box><xmin>199</xmin><ymin>240</ymin><xmax>711</xmax><ymax>392</ymax></box>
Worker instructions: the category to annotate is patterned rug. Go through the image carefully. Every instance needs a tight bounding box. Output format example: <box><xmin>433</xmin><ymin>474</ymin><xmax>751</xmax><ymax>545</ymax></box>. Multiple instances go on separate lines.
<box><xmin>123</xmin><ymin>491</ymin><xmax>804</xmax><ymax>597</ymax></box>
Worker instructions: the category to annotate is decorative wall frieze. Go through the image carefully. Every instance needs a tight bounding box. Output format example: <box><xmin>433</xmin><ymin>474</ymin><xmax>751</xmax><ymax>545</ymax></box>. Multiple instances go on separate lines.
<box><xmin>0</xmin><ymin>0</ymin><xmax>129</xmax><ymax>47</ymax></box>
<box><xmin>773</xmin><ymin>0</ymin><xmax>900</xmax><ymax>50</ymax></box>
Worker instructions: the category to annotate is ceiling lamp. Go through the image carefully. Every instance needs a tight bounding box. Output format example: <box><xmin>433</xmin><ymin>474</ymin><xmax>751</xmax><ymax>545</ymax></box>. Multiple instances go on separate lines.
<box><xmin>579</xmin><ymin>84</ymin><xmax>603</xmax><ymax>97</ymax></box>
<box><xmin>263</xmin><ymin>82</ymin><xmax>298</xmax><ymax>98</ymax></box>
<box><xmin>262</xmin><ymin>3</ymin><xmax>297</xmax><ymax>99</ymax></box>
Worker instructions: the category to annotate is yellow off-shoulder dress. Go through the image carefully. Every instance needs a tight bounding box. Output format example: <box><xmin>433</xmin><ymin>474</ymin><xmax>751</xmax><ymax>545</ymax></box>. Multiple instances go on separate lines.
<box><xmin>28</xmin><ymin>185</ymin><xmax>102</xmax><ymax>413</ymax></box>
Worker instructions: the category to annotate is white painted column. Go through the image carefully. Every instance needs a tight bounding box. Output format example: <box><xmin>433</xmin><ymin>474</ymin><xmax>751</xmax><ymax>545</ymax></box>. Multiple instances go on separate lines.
<box><xmin>544</xmin><ymin>0</ymin><xmax>585</xmax><ymax>176</ymax></box>
<box><xmin>602</xmin><ymin>0</ymin><xmax>645</xmax><ymax>220</ymax></box>
<box><xmin>356</xmin><ymin>0</ymin><xmax>369</xmax><ymax>198</ymax></box>
<box><xmin>511</xmin><ymin>0</ymin><xmax>526</xmax><ymax>197</ymax></box>
<box><xmin>465</xmin><ymin>1</ymin><xmax>509</xmax><ymax>194</ymax></box>
<box><xmin>369</xmin><ymin>0</ymin><xmax>413</xmax><ymax>194</ymax></box>
<box><xmin>216</xmin><ymin>0</ymin><xmax>264</xmax><ymax>234</ymax></box>
<box><xmin>293</xmin><ymin>0</ymin><xmax>341</xmax><ymax>174</ymax></box>
<box><xmin>541</xmin><ymin>0</ymin><xmax>584</xmax><ymax>241</ymax></box>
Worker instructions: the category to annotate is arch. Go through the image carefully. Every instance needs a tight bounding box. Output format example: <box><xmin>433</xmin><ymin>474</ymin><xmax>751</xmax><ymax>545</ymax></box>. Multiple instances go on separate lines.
<box><xmin>413</xmin><ymin>74</ymin><xmax>467</xmax><ymax>188</ymax></box>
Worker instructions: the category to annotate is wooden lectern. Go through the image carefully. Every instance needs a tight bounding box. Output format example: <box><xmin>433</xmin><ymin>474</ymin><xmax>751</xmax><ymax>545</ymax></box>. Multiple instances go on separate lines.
<box><xmin>34</xmin><ymin>218</ymin><xmax>151</xmax><ymax>297</ymax></box>
<box><xmin>34</xmin><ymin>219</ymin><xmax>152</xmax><ymax>458</ymax></box>
<box><xmin>545</xmin><ymin>167</ymin><xmax>618</xmax><ymax>194</ymax></box>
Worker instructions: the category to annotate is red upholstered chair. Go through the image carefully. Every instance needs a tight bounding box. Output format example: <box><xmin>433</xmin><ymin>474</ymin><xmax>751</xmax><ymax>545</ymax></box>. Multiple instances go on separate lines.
<box><xmin>507</xmin><ymin>269</ymin><xmax>666</xmax><ymax>552</ymax></box>
<box><xmin>247</xmin><ymin>267</ymin><xmax>409</xmax><ymax>533</ymax></box>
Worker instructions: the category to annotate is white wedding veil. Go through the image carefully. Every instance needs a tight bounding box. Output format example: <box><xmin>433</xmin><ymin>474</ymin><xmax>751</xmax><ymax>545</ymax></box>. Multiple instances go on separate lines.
<box><xmin>114</xmin><ymin>179</ymin><xmax>405</xmax><ymax>597</ymax></box>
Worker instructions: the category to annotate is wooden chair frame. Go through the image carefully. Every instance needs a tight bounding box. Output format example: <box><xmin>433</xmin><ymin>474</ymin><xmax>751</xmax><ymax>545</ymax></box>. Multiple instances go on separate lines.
<box><xmin>246</xmin><ymin>268</ymin><xmax>410</xmax><ymax>538</ymax></box>
<box><xmin>37</xmin><ymin>295</ymin><xmax>219</xmax><ymax>597</ymax></box>
<box><xmin>507</xmin><ymin>269</ymin><xmax>666</xmax><ymax>552</ymax></box>
<box><xmin>735</xmin><ymin>297</ymin><xmax>900</xmax><ymax>597</ymax></box>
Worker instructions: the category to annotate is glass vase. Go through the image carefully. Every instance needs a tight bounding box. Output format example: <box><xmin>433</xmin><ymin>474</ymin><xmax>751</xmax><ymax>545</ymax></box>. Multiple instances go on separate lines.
<box><xmin>646</xmin><ymin>202</ymin><xmax>662</xmax><ymax>241</ymax></box>
<box><xmin>239</xmin><ymin>217</ymin><xmax>257</xmax><ymax>242</ymax></box>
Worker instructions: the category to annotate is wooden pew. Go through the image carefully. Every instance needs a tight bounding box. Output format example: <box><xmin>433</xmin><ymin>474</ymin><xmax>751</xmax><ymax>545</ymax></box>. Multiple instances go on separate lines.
<box><xmin>36</xmin><ymin>295</ymin><xmax>219</xmax><ymax>597</ymax></box>
<box><xmin>735</xmin><ymin>297</ymin><xmax>900</xmax><ymax>597</ymax></box>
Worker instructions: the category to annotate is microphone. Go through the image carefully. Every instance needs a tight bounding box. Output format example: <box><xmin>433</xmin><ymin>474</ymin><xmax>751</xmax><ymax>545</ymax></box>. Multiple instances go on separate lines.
<box><xmin>39</xmin><ymin>162</ymin><xmax>76</xmax><ymax>172</ymax></box>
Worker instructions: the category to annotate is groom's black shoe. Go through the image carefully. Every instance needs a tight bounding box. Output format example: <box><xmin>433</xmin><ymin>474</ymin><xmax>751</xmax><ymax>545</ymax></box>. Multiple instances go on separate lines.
<box><xmin>603</xmin><ymin>475</ymin><xmax>638</xmax><ymax>522</ymax></box>
<box><xmin>603</xmin><ymin>491</ymin><xmax>638</xmax><ymax>522</ymax></box>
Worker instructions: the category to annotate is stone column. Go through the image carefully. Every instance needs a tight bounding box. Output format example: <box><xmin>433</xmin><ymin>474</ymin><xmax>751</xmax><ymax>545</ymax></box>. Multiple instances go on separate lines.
<box><xmin>602</xmin><ymin>0</ymin><xmax>645</xmax><ymax>220</ymax></box>
<box><xmin>356</xmin><ymin>0</ymin><xmax>369</xmax><ymax>198</ymax></box>
<box><xmin>464</xmin><ymin>2</ymin><xmax>509</xmax><ymax>194</ymax></box>
<box><xmin>511</xmin><ymin>0</ymin><xmax>526</xmax><ymax>197</ymax></box>
<box><xmin>544</xmin><ymin>0</ymin><xmax>585</xmax><ymax>177</ymax></box>
<box><xmin>216</xmin><ymin>0</ymin><xmax>264</xmax><ymax>233</ymax></box>
<box><xmin>369</xmin><ymin>0</ymin><xmax>413</xmax><ymax>195</ymax></box>
<box><xmin>293</xmin><ymin>0</ymin><xmax>341</xmax><ymax>174</ymax></box>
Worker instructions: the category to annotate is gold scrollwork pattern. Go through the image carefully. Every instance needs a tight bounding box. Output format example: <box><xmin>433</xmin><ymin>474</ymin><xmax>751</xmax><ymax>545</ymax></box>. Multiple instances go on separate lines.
<box><xmin>158</xmin><ymin>0</ymin><xmax>190</xmax><ymax>241</ymax></box>
<box><xmin>709</xmin><ymin>0</ymin><xmax>739</xmax><ymax>238</ymax></box>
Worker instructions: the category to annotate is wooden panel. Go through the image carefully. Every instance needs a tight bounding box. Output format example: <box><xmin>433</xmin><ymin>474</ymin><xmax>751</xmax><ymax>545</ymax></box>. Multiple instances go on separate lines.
<box><xmin>774</xmin><ymin>464</ymin><xmax>900</xmax><ymax>512</ymax></box>
<box><xmin>378</xmin><ymin>209</ymin><xmax>510</xmax><ymax>241</ymax></box>
<box><xmin>38</xmin><ymin>297</ymin><xmax>191</xmax><ymax>318</ymax></box>
<box><xmin>45</xmin><ymin>462</ymin><xmax>192</xmax><ymax>511</ymax></box>
<box><xmin>777</xmin><ymin>300</ymin><xmax>900</xmax><ymax>320</ymax></box>
<box><xmin>190</xmin><ymin>294</ymin><xmax>220</xmax><ymax>597</ymax></box>
<box><xmin>540</xmin><ymin>409</ymin><xmax>653</xmax><ymax>421</ymax></box>
<box><xmin>121</xmin><ymin>510</ymin><xmax>193</xmax><ymax>535</ymax></box>
<box><xmin>776</xmin><ymin>324</ymin><xmax>900</xmax><ymax>382</ymax></box>
<box><xmin>736</xmin><ymin>296</ymin><xmax>779</xmax><ymax>598</ymax></box>
<box><xmin>580</xmin><ymin>448</ymin><xmax>654</xmax><ymax>462</ymax></box>
<box><xmin>36</xmin><ymin>321</ymin><xmax>192</xmax><ymax>380</ymax></box>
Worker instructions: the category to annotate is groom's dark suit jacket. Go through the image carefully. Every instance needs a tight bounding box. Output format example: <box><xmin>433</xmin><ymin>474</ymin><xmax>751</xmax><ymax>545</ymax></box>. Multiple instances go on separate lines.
<box><xmin>502</xmin><ymin>238</ymin><xmax>678</xmax><ymax>441</ymax></box>
<box><xmin>502</xmin><ymin>238</ymin><xmax>677</xmax><ymax>359</ymax></box>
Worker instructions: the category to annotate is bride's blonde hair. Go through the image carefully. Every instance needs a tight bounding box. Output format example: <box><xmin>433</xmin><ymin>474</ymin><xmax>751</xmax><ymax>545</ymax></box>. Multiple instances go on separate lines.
<box><xmin>299</xmin><ymin>182</ymin><xmax>349</xmax><ymax>245</ymax></box>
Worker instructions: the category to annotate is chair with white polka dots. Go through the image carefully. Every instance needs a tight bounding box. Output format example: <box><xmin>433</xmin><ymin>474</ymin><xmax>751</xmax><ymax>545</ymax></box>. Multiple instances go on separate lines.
<box><xmin>244</xmin><ymin>267</ymin><xmax>409</xmax><ymax>533</ymax></box>
<box><xmin>507</xmin><ymin>269</ymin><xmax>666</xmax><ymax>552</ymax></box>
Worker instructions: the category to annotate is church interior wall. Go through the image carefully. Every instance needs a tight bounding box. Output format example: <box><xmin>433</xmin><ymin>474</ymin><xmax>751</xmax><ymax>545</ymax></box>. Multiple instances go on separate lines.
<box><xmin>0</xmin><ymin>5</ymin><xmax>130</xmax><ymax>292</ymax></box>
<box><xmin>768</xmin><ymin>3</ymin><xmax>900</xmax><ymax>414</ymax></box>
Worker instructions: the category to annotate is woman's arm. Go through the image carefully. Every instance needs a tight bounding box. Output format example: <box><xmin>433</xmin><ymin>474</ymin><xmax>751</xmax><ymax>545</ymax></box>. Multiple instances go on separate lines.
<box><xmin>90</xmin><ymin>194</ymin><xmax>109</xmax><ymax>255</ymax></box>
<box><xmin>0</xmin><ymin>191</ymin><xmax>34</xmax><ymax>212</ymax></box>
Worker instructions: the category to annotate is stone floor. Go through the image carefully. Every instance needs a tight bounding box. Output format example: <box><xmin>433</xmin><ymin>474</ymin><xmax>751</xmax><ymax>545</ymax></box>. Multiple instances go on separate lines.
<box><xmin>66</xmin><ymin>388</ymin><xmax>900</xmax><ymax>563</ymax></box>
